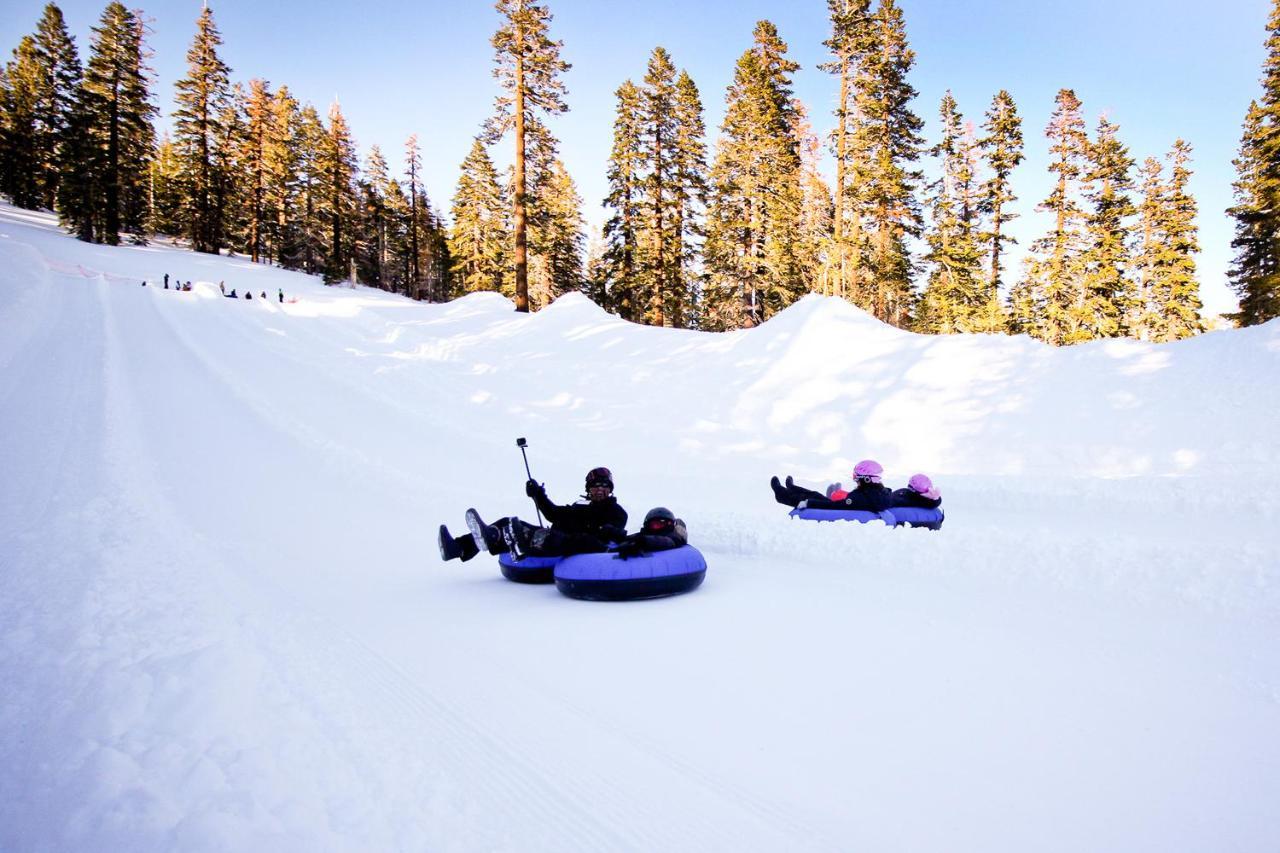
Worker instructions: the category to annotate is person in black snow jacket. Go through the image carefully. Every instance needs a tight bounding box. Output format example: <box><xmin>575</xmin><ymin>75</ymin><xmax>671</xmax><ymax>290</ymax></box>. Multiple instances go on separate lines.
<box><xmin>438</xmin><ymin>466</ymin><xmax>628</xmax><ymax>562</ymax></box>
<box><xmin>611</xmin><ymin>507</ymin><xmax>688</xmax><ymax>559</ymax></box>
<box><xmin>890</xmin><ymin>473</ymin><xmax>942</xmax><ymax>510</ymax></box>
<box><xmin>770</xmin><ymin>458</ymin><xmax>893</xmax><ymax>512</ymax></box>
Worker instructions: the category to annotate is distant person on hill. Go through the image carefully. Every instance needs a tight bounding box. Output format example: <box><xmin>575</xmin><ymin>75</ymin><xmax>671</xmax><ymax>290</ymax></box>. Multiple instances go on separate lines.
<box><xmin>278</xmin><ymin>288</ymin><xmax>284</xmax><ymax>303</ymax></box>
<box><xmin>770</xmin><ymin>459</ymin><xmax>893</xmax><ymax>512</ymax></box>
<box><xmin>164</xmin><ymin>273</ymin><xmax>169</xmax><ymax>288</ymax></box>
<box><xmin>438</xmin><ymin>467</ymin><xmax>628</xmax><ymax>562</ymax></box>
<box><xmin>226</xmin><ymin>288</ymin><xmax>237</xmax><ymax>298</ymax></box>
<box><xmin>140</xmin><ymin>280</ymin><xmax>146</xmax><ymax>286</ymax></box>
<box><xmin>219</xmin><ymin>281</ymin><xmax>225</xmax><ymax>295</ymax></box>
<box><xmin>890</xmin><ymin>473</ymin><xmax>942</xmax><ymax>510</ymax></box>
<box><xmin>245</xmin><ymin>291</ymin><xmax>252</xmax><ymax>300</ymax></box>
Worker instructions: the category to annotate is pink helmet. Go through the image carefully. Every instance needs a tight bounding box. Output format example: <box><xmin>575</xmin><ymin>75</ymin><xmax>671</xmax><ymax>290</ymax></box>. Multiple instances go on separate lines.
<box><xmin>908</xmin><ymin>473</ymin><xmax>933</xmax><ymax>494</ymax></box>
<box><xmin>852</xmin><ymin>459</ymin><xmax>883</xmax><ymax>484</ymax></box>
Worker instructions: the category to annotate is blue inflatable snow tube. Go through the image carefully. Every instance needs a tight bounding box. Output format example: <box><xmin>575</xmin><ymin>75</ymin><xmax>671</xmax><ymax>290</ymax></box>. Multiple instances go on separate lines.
<box><xmin>497</xmin><ymin>553</ymin><xmax>560</xmax><ymax>584</ymax></box>
<box><xmin>789</xmin><ymin>506</ymin><xmax>944</xmax><ymax>530</ymax></box>
<box><xmin>885</xmin><ymin>506</ymin><xmax>945</xmax><ymax>530</ymax></box>
<box><xmin>789</xmin><ymin>507</ymin><xmax>895</xmax><ymax>524</ymax></box>
<box><xmin>554</xmin><ymin>545</ymin><xmax>707</xmax><ymax>602</ymax></box>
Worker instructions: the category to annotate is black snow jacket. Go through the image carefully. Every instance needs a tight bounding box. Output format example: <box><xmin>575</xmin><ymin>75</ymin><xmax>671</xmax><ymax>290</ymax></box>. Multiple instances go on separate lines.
<box><xmin>890</xmin><ymin>488</ymin><xmax>942</xmax><ymax>510</ymax></box>
<box><xmin>530</xmin><ymin>489</ymin><xmax>629</xmax><ymax>541</ymax></box>
<box><xmin>800</xmin><ymin>482</ymin><xmax>893</xmax><ymax>513</ymax></box>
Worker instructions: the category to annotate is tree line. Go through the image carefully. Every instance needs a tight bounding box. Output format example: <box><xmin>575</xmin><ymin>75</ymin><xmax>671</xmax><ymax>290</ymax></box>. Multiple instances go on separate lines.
<box><xmin>2</xmin><ymin>0</ymin><xmax>1277</xmax><ymax>340</ymax></box>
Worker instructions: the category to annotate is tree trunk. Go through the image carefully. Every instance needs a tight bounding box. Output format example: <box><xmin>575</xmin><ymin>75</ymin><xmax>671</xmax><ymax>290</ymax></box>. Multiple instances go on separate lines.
<box><xmin>513</xmin><ymin>51</ymin><xmax>529</xmax><ymax>313</ymax></box>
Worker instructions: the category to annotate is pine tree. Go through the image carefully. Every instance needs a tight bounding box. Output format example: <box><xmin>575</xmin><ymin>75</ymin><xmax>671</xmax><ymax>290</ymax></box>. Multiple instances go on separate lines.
<box><xmin>293</xmin><ymin>103</ymin><xmax>328</xmax><ymax>274</ymax></box>
<box><xmin>450</xmin><ymin>137</ymin><xmax>510</xmax><ymax>297</ymax></box>
<box><xmin>356</xmin><ymin>144</ymin><xmax>391</xmax><ymax>289</ymax></box>
<box><xmin>321</xmin><ymin>100</ymin><xmax>359</xmax><ymax>283</ymax></box>
<box><xmin>238</xmin><ymin>78</ymin><xmax>274</xmax><ymax>262</ymax></box>
<box><xmin>405</xmin><ymin>134</ymin><xmax>423</xmax><ymax>294</ymax></box>
<box><xmin>148</xmin><ymin>133</ymin><xmax>183</xmax><ymax>235</ymax></box>
<box><xmin>601</xmin><ymin>79</ymin><xmax>645</xmax><ymax>319</ymax></box>
<box><xmin>32</xmin><ymin>3</ymin><xmax>82</xmax><ymax>210</ymax></box>
<box><xmin>1136</xmin><ymin>141</ymin><xmax>1204</xmax><ymax>341</ymax></box>
<box><xmin>1</xmin><ymin>37</ymin><xmax>43</xmax><ymax>208</ymax></box>
<box><xmin>795</xmin><ymin>104</ymin><xmax>834</xmax><ymax>299</ymax></box>
<box><xmin>918</xmin><ymin>92</ymin><xmax>986</xmax><ymax>333</ymax></box>
<box><xmin>1228</xmin><ymin>0</ymin><xmax>1280</xmax><ymax>324</ymax></box>
<box><xmin>821</xmin><ymin>0</ymin><xmax>874</xmax><ymax>302</ymax></box>
<box><xmin>856</xmin><ymin>0</ymin><xmax>924</xmax><ymax>327</ymax></box>
<box><xmin>978</xmin><ymin>89</ymin><xmax>1023</xmax><ymax>310</ymax></box>
<box><xmin>486</xmin><ymin>0</ymin><xmax>571</xmax><ymax>312</ymax></box>
<box><xmin>78</xmin><ymin>2</ymin><xmax>155</xmax><ymax>244</ymax></box>
<box><xmin>670</xmin><ymin>69</ymin><xmax>708</xmax><ymax>327</ymax></box>
<box><xmin>1079</xmin><ymin>116</ymin><xmax>1135</xmax><ymax>339</ymax></box>
<box><xmin>1018</xmin><ymin>88</ymin><xmax>1090</xmax><ymax>344</ymax></box>
<box><xmin>172</xmin><ymin>5</ymin><xmax>232</xmax><ymax>253</ymax></box>
<box><xmin>640</xmin><ymin>47</ymin><xmax>680</xmax><ymax>325</ymax></box>
<box><xmin>528</xmin><ymin>157</ymin><xmax>584</xmax><ymax>308</ymax></box>
<box><xmin>703</xmin><ymin>21</ymin><xmax>805</xmax><ymax>330</ymax></box>
<box><xmin>264</xmin><ymin>85</ymin><xmax>302</xmax><ymax>267</ymax></box>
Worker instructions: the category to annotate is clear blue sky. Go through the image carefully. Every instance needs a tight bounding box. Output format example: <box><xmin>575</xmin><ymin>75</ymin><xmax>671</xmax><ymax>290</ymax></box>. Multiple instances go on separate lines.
<box><xmin>3</xmin><ymin>0</ymin><xmax>1270</xmax><ymax>315</ymax></box>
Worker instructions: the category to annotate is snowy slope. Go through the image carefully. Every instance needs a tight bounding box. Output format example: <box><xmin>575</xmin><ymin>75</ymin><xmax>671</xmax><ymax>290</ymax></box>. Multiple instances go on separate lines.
<box><xmin>1</xmin><ymin>202</ymin><xmax>1277</xmax><ymax>852</ymax></box>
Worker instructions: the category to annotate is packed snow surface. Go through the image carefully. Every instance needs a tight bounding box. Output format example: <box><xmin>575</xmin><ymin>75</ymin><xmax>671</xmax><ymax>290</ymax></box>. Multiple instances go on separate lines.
<box><xmin>1</xmin><ymin>203</ymin><xmax>1278</xmax><ymax>851</ymax></box>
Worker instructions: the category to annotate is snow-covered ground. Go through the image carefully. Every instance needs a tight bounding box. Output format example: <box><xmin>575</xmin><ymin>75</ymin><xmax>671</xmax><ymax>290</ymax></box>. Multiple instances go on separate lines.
<box><xmin>1</xmin><ymin>201</ymin><xmax>1277</xmax><ymax>851</ymax></box>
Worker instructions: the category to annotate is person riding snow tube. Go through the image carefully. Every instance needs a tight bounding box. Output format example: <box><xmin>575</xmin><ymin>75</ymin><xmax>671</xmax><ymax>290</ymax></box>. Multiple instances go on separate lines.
<box><xmin>555</xmin><ymin>507</ymin><xmax>706</xmax><ymax>601</ymax></box>
<box><xmin>770</xmin><ymin>459</ymin><xmax>893</xmax><ymax>513</ymax></box>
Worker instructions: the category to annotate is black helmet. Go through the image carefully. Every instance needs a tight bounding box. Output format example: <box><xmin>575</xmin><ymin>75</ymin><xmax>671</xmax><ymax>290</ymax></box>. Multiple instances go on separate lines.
<box><xmin>643</xmin><ymin>506</ymin><xmax>675</xmax><ymax>531</ymax></box>
<box><xmin>585</xmin><ymin>467</ymin><xmax>614</xmax><ymax>489</ymax></box>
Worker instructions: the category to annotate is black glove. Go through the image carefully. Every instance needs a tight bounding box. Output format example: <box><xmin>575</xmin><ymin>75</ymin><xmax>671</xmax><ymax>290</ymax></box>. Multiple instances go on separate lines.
<box><xmin>525</xmin><ymin>479</ymin><xmax>546</xmax><ymax>498</ymax></box>
<box><xmin>614</xmin><ymin>541</ymin><xmax>646</xmax><ymax>560</ymax></box>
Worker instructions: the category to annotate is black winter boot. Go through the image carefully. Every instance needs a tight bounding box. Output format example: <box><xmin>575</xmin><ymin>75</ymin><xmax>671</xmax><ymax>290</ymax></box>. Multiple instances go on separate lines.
<box><xmin>439</xmin><ymin>525</ymin><xmax>479</xmax><ymax>562</ymax></box>
<box><xmin>465</xmin><ymin>509</ymin><xmax>505</xmax><ymax>555</ymax></box>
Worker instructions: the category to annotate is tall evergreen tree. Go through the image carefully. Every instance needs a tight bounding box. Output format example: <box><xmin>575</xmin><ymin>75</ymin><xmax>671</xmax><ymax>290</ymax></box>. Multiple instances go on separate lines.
<box><xmin>1079</xmin><ymin>116</ymin><xmax>1136</xmax><ymax>339</ymax></box>
<box><xmin>821</xmin><ymin>0</ymin><xmax>874</xmax><ymax>302</ymax></box>
<box><xmin>172</xmin><ymin>5</ymin><xmax>232</xmax><ymax>253</ymax></box>
<box><xmin>600</xmin><ymin>79</ymin><xmax>645</xmax><ymax>319</ymax></box>
<box><xmin>1017</xmin><ymin>88</ymin><xmax>1090</xmax><ymax>344</ymax></box>
<box><xmin>979</xmin><ymin>89</ymin><xmax>1023</xmax><ymax>307</ymax></box>
<box><xmin>1135</xmin><ymin>141</ymin><xmax>1204</xmax><ymax>341</ymax></box>
<box><xmin>405</xmin><ymin>133</ymin><xmax>423</xmax><ymax>293</ymax></box>
<box><xmin>486</xmin><ymin>0</ymin><xmax>570</xmax><ymax>312</ymax></box>
<box><xmin>918</xmin><ymin>92</ymin><xmax>986</xmax><ymax>333</ymax></box>
<box><xmin>703</xmin><ymin>21</ymin><xmax>805</xmax><ymax>330</ymax></box>
<box><xmin>321</xmin><ymin>100</ymin><xmax>359</xmax><ymax>283</ymax></box>
<box><xmin>238</xmin><ymin>78</ymin><xmax>274</xmax><ymax>262</ymax></box>
<box><xmin>77</xmin><ymin>2</ymin><xmax>155</xmax><ymax>244</ymax></box>
<box><xmin>264</xmin><ymin>85</ymin><xmax>302</xmax><ymax>267</ymax></box>
<box><xmin>1</xmin><ymin>37</ymin><xmax>43</xmax><ymax>208</ymax></box>
<box><xmin>148</xmin><ymin>132</ymin><xmax>183</xmax><ymax>235</ymax></box>
<box><xmin>856</xmin><ymin>0</ymin><xmax>924</xmax><ymax>326</ymax></box>
<box><xmin>1228</xmin><ymin>0</ymin><xmax>1280</xmax><ymax>324</ymax></box>
<box><xmin>640</xmin><ymin>47</ymin><xmax>680</xmax><ymax>325</ymax></box>
<box><xmin>293</xmin><ymin>103</ymin><xmax>328</xmax><ymax>274</ymax></box>
<box><xmin>355</xmin><ymin>144</ymin><xmax>391</xmax><ymax>289</ymax></box>
<box><xmin>31</xmin><ymin>3</ymin><xmax>82</xmax><ymax>210</ymax></box>
<box><xmin>669</xmin><ymin>69</ymin><xmax>708</xmax><ymax>328</ymax></box>
<box><xmin>527</xmin><ymin>156</ymin><xmax>584</xmax><ymax>309</ymax></box>
<box><xmin>450</xmin><ymin>137</ymin><xmax>510</xmax><ymax>296</ymax></box>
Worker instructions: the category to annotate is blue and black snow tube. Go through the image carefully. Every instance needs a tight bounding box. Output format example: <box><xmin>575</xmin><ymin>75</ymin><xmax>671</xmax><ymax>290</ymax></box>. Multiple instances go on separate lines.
<box><xmin>789</xmin><ymin>507</ymin><xmax>896</xmax><ymax>524</ymax></box>
<box><xmin>884</xmin><ymin>506</ymin><xmax>945</xmax><ymax>530</ymax></box>
<box><xmin>554</xmin><ymin>545</ymin><xmax>707</xmax><ymax>602</ymax></box>
<box><xmin>497</xmin><ymin>553</ymin><xmax>560</xmax><ymax>584</ymax></box>
<box><xmin>788</xmin><ymin>506</ymin><xmax>945</xmax><ymax>530</ymax></box>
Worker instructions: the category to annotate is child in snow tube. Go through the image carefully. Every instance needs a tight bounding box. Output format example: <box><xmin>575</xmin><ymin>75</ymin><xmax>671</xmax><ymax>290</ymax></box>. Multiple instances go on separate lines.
<box><xmin>770</xmin><ymin>459</ymin><xmax>893</xmax><ymax>512</ymax></box>
<box><xmin>555</xmin><ymin>507</ymin><xmax>703</xmax><ymax>601</ymax></box>
<box><xmin>890</xmin><ymin>473</ymin><xmax>942</xmax><ymax>510</ymax></box>
<box><xmin>438</xmin><ymin>466</ymin><xmax>628</xmax><ymax>562</ymax></box>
